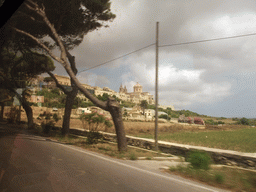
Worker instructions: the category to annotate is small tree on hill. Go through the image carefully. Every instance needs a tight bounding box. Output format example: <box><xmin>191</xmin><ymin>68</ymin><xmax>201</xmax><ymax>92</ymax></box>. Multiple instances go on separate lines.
<box><xmin>140</xmin><ymin>100</ymin><xmax>148</xmax><ymax>115</ymax></box>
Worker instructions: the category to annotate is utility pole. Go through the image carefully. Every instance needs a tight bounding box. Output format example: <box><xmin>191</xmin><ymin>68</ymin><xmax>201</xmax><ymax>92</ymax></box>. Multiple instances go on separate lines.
<box><xmin>155</xmin><ymin>22</ymin><xmax>159</xmax><ymax>151</ymax></box>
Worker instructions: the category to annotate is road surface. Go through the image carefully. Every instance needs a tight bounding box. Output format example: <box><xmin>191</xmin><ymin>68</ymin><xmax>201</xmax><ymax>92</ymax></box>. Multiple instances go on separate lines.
<box><xmin>0</xmin><ymin>124</ymin><xmax>228</xmax><ymax>192</ymax></box>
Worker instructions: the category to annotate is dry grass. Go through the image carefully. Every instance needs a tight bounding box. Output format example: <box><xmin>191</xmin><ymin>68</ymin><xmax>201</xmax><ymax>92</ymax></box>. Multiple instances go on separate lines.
<box><xmin>44</xmin><ymin>133</ymin><xmax>169</xmax><ymax>160</ymax></box>
<box><xmin>168</xmin><ymin>166</ymin><xmax>256</xmax><ymax>192</ymax></box>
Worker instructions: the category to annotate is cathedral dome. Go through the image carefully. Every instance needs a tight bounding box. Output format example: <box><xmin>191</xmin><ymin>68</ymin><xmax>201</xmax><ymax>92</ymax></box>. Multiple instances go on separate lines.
<box><xmin>134</xmin><ymin>82</ymin><xmax>142</xmax><ymax>88</ymax></box>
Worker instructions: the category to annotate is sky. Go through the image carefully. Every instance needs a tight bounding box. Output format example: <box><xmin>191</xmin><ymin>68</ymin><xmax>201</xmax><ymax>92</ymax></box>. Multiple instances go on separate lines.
<box><xmin>52</xmin><ymin>0</ymin><xmax>256</xmax><ymax>118</ymax></box>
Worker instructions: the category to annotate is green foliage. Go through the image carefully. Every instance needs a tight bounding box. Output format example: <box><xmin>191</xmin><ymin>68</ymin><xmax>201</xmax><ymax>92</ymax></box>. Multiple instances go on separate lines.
<box><xmin>79</xmin><ymin>112</ymin><xmax>111</xmax><ymax>144</ymax></box>
<box><xmin>9</xmin><ymin>0</ymin><xmax>116</xmax><ymax>51</ymax></box>
<box><xmin>86</xmin><ymin>131</ymin><xmax>103</xmax><ymax>144</ymax></box>
<box><xmin>80</xmin><ymin>101</ymin><xmax>94</xmax><ymax>108</ymax></box>
<box><xmin>97</xmin><ymin>93</ymin><xmax>109</xmax><ymax>101</ymax></box>
<box><xmin>52</xmin><ymin>113</ymin><xmax>60</xmax><ymax>123</ymax></box>
<box><xmin>79</xmin><ymin>112</ymin><xmax>113</xmax><ymax>132</ymax></box>
<box><xmin>97</xmin><ymin>93</ymin><xmax>120</xmax><ymax>102</ymax></box>
<box><xmin>51</xmin><ymin>88</ymin><xmax>60</xmax><ymax>95</ymax></box>
<box><xmin>238</xmin><ymin>117</ymin><xmax>250</xmax><ymax>125</ymax></box>
<box><xmin>156</xmin><ymin>108</ymin><xmax>202</xmax><ymax>119</ymax></box>
<box><xmin>120</xmin><ymin>101</ymin><xmax>135</xmax><ymax>108</ymax></box>
<box><xmin>37</xmin><ymin>111</ymin><xmax>60</xmax><ymax>134</ymax></box>
<box><xmin>140</xmin><ymin>100</ymin><xmax>148</xmax><ymax>109</ymax></box>
<box><xmin>177</xmin><ymin>110</ymin><xmax>200</xmax><ymax>117</ymax></box>
<box><xmin>159</xmin><ymin>114</ymin><xmax>171</xmax><ymax>120</ymax></box>
<box><xmin>37</xmin><ymin>88</ymin><xmax>66</xmax><ymax>108</ymax></box>
<box><xmin>147</xmin><ymin>104</ymin><xmax>155</xmax><ymax>109</ymax></box>
<box><xmin>215</xmin><ymin>173</ymin><xmax>225</xmax><ymax>184</ymax></box>
<box><xmin>129</xmin><ymin>153</ymin><xmax>137</xmax><ymax>160</ymax></box>
<box><xmin>123</xmin><ymin>111</ymin><xmax>128</xmax><ymax>117</ymax></box>
<box><xmin>205</xmin><ymin>119</ymin><xmax>219</xmax><ymax>125</ymax></box>
<box><xmin>187</xmin><ymin>151</ymin><xmax>212</xmax><ymax>170</ymax></box>
<box><xmin>0</xmin><ymin>49</ymin><xmax>55</xmax><ymax>92</ymax></box>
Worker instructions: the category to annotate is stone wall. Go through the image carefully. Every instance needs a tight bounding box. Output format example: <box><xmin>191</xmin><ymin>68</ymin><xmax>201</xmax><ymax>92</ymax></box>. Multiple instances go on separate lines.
<box><xmin>69</xmin><ymin>128</ymin><xmax>256</xmax><ymax>170</ymax></box>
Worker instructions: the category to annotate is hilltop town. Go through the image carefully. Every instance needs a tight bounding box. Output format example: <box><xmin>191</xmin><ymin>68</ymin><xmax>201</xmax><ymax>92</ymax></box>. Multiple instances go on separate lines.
<box><xmin>43</xmin><ymin>74</ymin><xmax>155</xmax><ymax>105</ymax></box>
<box><xmin>28</xmin><ymin>74</ymin><xmax>176</xmax><ymax>119</ymax></box>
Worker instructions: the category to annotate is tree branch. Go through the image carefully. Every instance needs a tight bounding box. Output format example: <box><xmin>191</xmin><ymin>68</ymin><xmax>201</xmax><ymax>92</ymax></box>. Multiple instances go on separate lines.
<box><xmin>47</xmin><ymin>71</ymin><xmax>69</xmax><ymax>95</ymax></box>
<box><xmin>24</xmin><ymin>0</ymin><xmax>67</xmax><ymax>62</ymax></box>
<box><xmin>13</xmin><ymin>27</ymin><xmax>63</xmax><ymax>63</ymax></box>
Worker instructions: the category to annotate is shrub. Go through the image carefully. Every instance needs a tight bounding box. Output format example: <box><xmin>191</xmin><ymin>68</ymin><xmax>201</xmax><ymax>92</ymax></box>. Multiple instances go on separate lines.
<box><xmin>238</xmin><ymin>117</ymin><xmax>250</xmax><ymax>125</ymax></box>
<box><xmin>215</xmin><ymin>173</ymin><xmax>225</xmax><ymax>184</ymax></box>
<box><xmin>79</xmin><ymin>112</ymin><xmax>113</xmax><ymax>132</ymax></box>
<box><xmin>194</xmin><ymin>117</ymin><xmax>205</xmax><ymax>125</ymax></box>
<box><xmin>159</xmin><ymin>114</ymin><xmax>171</xmax><ymax>120</ymax></box>
<box><xmin>217</xmin><ymin>121</ymin><xmax>225</xmax><ymax>125</ymax></box>
<box><xmin>37</xmin><ymin>111</ymin><xmax>60</xmax><ymax>134</ymax></box>
<box><xmin>80</xmin><ymin>112</ymin><xmax>112</xmax><ymax>144</ymax></box>
<box><xmin>129</xmin><ymin>153</ymin><xmax>137</xmax><ymax>160</ymax></box>
<box><xmin>205</xmin><ymin>119</ymin><xmax>218</xmax><ymax>125</ymax></box>
<box><xmin>86</xmin><ymin>131</ymin><xmax>103</xmax><ymax>144</ymax></box>
<box><xmin>187</xmin><ymin>151</ymin><xmax>212</xmax><ymax>170</ymax></box>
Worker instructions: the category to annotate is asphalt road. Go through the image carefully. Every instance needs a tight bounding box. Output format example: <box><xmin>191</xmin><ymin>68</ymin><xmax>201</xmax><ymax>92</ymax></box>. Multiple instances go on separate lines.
<box><xmin>0</xmin><ymin>124</ymin><xmax>229</xmax><ymax>192</ymax></box>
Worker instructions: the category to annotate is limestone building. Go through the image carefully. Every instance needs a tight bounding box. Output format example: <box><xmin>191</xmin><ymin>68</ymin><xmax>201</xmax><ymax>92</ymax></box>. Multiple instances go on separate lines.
<box><xmin>44</xmin><ymin>74</ymin><xmax>155</xmax><ymax>105</ymax></box>
<box><xmin>46</xmin><ymin>74</ymin><xmax>71</xmax><ymax>89</ymax></box>
<box><xmin>119</xmin><ymin>82</ymin><xmax>155</xmax><ymax>105</ymax></box>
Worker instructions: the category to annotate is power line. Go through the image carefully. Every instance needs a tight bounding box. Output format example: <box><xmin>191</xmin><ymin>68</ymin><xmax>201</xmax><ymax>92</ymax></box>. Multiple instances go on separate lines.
<box><xmin>78</xmin><ymin>43</ymin><xmax>155</xmax><ymax>74</ymax></box>
<box><xmin>78</xmin><ymin>32</ymin><xmax>256</xmax><ymax>73</ymax></box>
<box><xmin>159</xmin><ymin>32</ymin><xmax>256</xmax><ymax>48</ymax></box>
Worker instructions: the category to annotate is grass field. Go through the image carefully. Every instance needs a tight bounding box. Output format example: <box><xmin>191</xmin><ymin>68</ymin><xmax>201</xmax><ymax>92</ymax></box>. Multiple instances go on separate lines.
<box><xmin>134</xmin><ymin>127</ymin><xmax>256</xmax><ymax>152</ymax></box>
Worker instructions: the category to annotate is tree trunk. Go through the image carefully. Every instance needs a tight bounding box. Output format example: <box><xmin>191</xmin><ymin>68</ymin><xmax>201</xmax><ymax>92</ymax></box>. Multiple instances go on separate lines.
<box><xmin>107</xmin><ymin>98</ymin><xmax>127</xmax><ymax>151</ymax></box>
<box><xmin>13</xmin><ymin>90</ymin><xmax>34</xmax><ymax>129</ymax></box>
<box><xmin>61</xmin><ymin>86</ymin><xmax>78</xmax><ymax>136</ymax></box>
<box><xmin>22</xmin><ymin>101</ymin><xmax>33</xmax><ymax>129</ymax></box>
<box><xmin>0</xmin><ymin>102</ymin><xmax>4</xmax><ymax>120</ymax></box>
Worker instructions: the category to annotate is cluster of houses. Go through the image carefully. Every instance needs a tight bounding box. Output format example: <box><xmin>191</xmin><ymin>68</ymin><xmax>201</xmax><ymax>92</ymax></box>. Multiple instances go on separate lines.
<box><xmin>76</xmin><ymin>105</ymin><xmax>169</xmax><ymax>122</ymax></box>
<box><xmin>40</xmin><ymin>74</ymin><xmax>156</xmax><ymax>105</ymax></box>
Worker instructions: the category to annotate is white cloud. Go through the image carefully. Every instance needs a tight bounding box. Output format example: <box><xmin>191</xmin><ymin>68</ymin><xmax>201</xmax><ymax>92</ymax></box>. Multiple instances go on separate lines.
<box><xmin>119</xmin><ymin>51</ymin><xmax>231</xmax><ymax>109</ymax></box>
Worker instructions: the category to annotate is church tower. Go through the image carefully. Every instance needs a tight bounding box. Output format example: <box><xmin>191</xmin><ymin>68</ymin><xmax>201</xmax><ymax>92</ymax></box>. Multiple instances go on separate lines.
<box><xmin>120</xmin><ymin>84</ymin><xmax>128</xmax><ymax>93</ymax></box>
<box><xmin>133</xmin><ymin>82</ymin><xmax>142</xmax><ymax>93</ymax></box>
<box><xmin>119</xmin><ymin>84</ymin><xmax>123</xmax><ymax>93</ymax></box>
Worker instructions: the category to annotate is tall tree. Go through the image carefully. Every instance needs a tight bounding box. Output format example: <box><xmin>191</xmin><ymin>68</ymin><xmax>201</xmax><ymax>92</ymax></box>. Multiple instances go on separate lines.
<box><xmin>10</xmin><ymin>0</ymin><xmax>127</xmax><ymax>151</ymax></box>
<box><xmin>46</xmin><ymin>61</ymin><xmax>78</xmax><ymax>136</ymax></box>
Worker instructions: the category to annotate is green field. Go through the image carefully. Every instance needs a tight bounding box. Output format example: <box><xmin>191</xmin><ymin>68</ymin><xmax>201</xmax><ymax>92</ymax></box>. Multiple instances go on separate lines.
<box><xmin>135</xmin><ymin>127</ymin><xmax>256</xmax><ymax>153</ymax></box>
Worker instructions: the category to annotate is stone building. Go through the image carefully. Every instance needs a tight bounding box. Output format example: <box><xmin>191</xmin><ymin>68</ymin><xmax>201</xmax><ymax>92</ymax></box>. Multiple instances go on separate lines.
<box><xmin>119</xmin><ymin>82</ymin><xmax>155</xmax><ymax>104</ymax></box>
<box><xmin>44</xmin><ymin>74</ymin><xmax>155</xmax><ymax>105</ymax></box>
<box><xmin>46</xmin><ymin>74</ymin><xmax>71</xmax><ymax>89</ymax></box>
